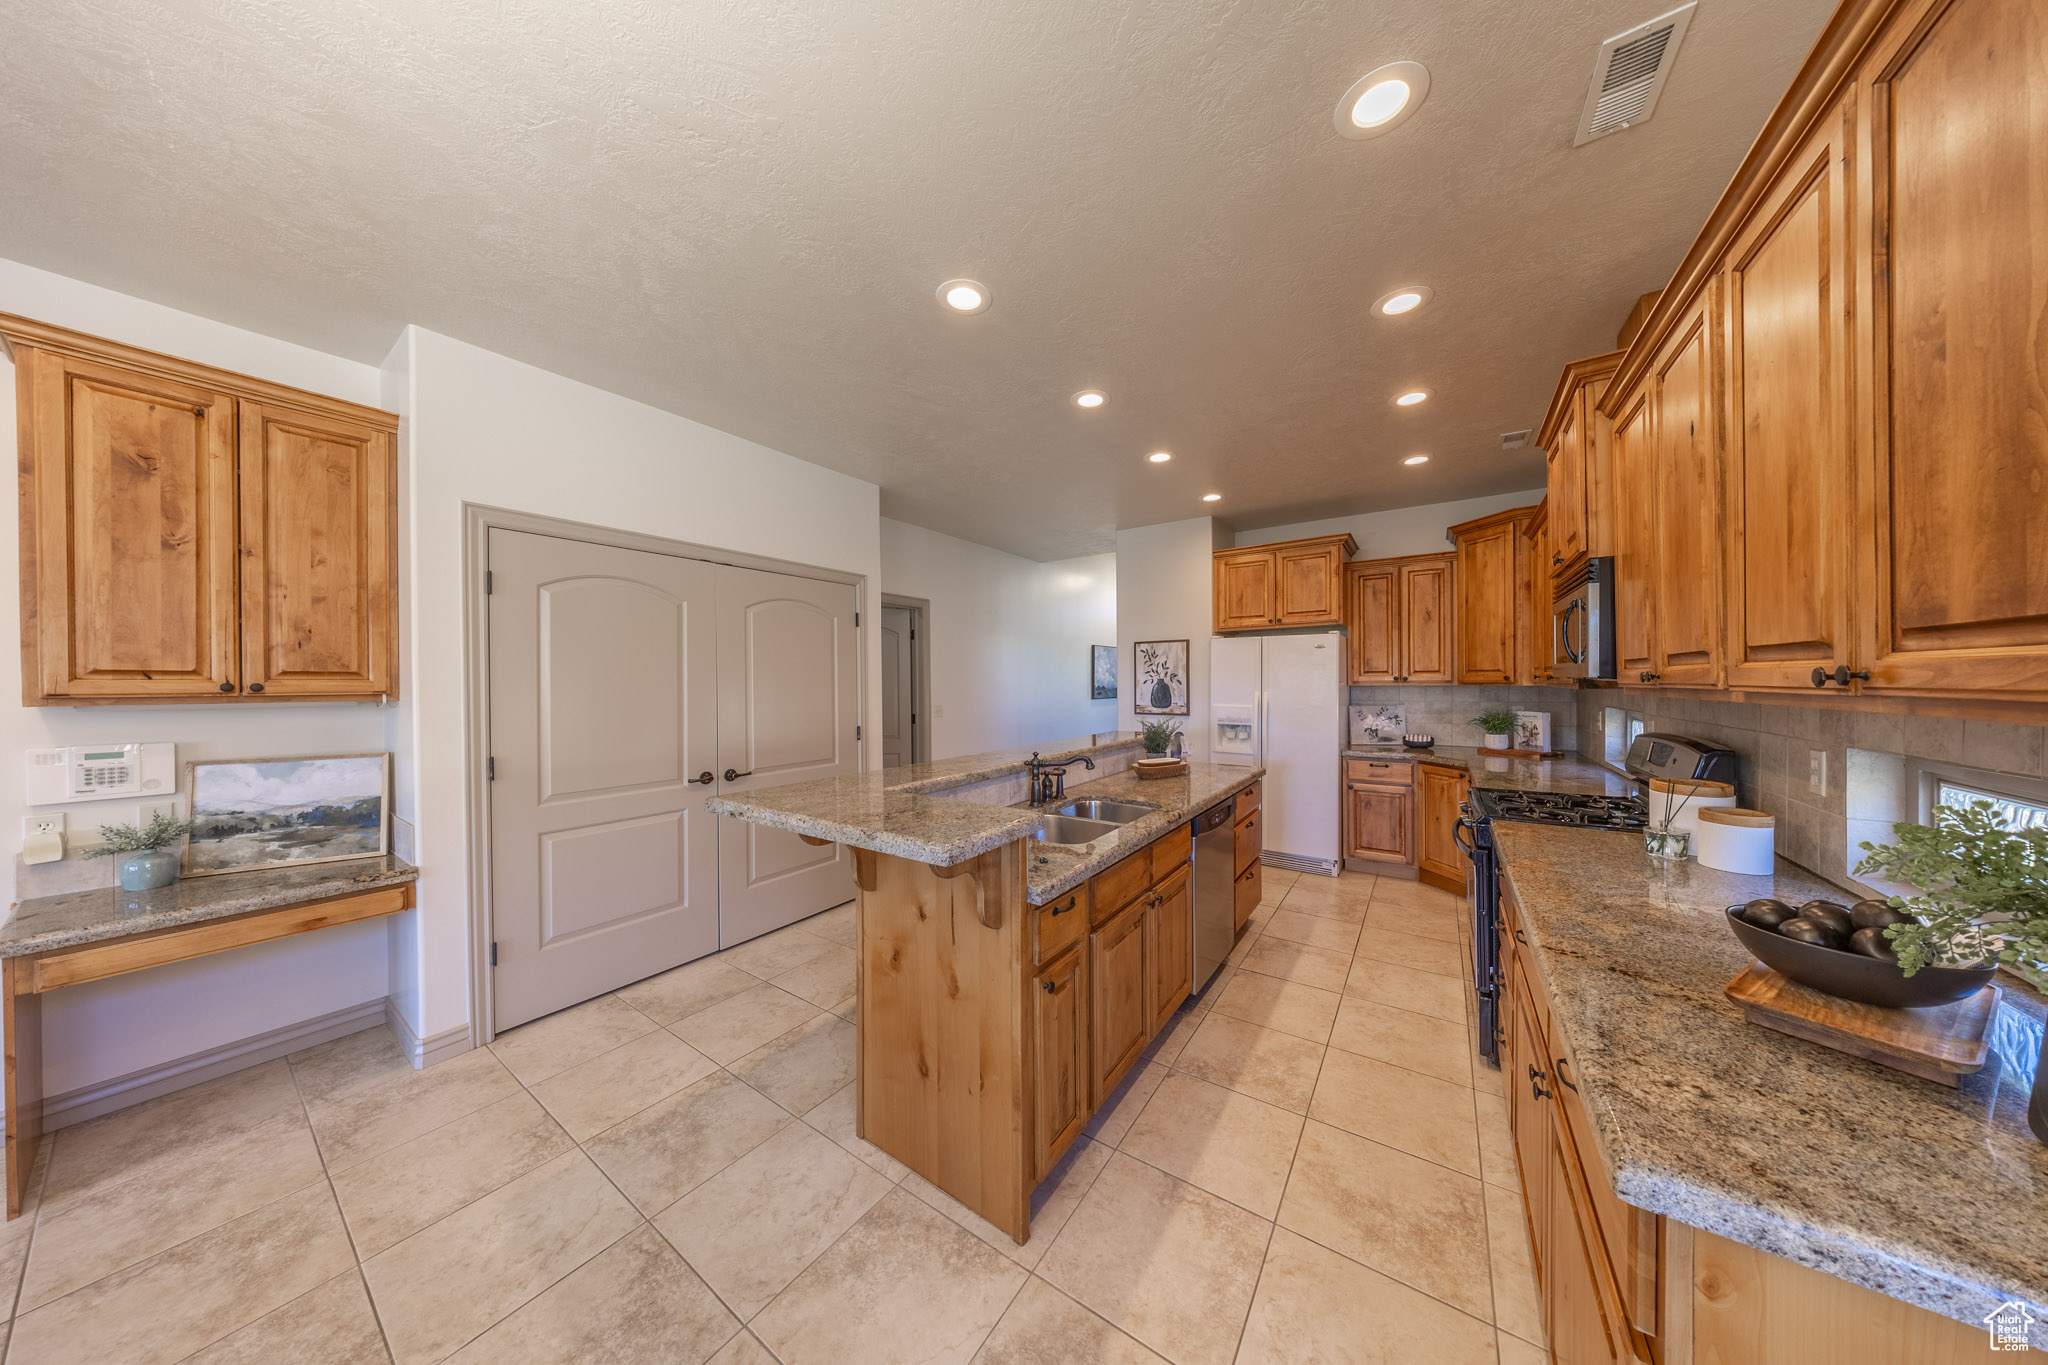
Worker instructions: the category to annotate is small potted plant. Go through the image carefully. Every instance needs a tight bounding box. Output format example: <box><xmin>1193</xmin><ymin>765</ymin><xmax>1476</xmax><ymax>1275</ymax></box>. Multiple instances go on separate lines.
<box><xmin>1855</xmin><ymin>799</ymin><xmax>2048</xmax><ymax>1143</ymax></box>
<box><xmin>83</xmin><ymin>810</ymin><xmax>192</xmax><ymax>891</ymax></box>
<box><xmin>1141</xmin><ymin>720</ymin><xmax>1183</xmax><ymax>759</ymax></box>
<box><xmin>1469</xmin><ymin>708</ymin><xmax>1518</xmax><ymax>751</ymax></box>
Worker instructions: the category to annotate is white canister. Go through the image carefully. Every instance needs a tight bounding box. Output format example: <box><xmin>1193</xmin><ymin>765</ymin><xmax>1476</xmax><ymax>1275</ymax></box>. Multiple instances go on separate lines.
<box><xmin>1694</xmin><ymin>807</ymin><xmax>1776</xmax><ymax>875</ymax></box>
<box><xmin>1648</xmin><ymin>778</ymin><xmax>1738</xmax><ymax>836</ymax></box>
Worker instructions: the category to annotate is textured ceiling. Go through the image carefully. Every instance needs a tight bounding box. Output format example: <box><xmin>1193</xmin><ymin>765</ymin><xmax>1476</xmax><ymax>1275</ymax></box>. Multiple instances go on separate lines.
<box><xmin>0</xmin><ymin>0</ymin><xmax>1834</xmax><ymax>559</ymax></box>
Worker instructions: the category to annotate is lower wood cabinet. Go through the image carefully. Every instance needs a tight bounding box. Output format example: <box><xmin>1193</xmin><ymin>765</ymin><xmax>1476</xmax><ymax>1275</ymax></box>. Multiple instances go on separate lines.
<box><xmin>1090</xmin><ymin>897</ymin><xmax>1150</xmax><ymax>1104</ymax></box>
<box><xmin>1345</xmin><ymin>781</ymin><xmax>1411</xmax><ymax>864</ymax></box>
<box><xmin>1031</xmin><ymin>947</ymin><xmax>1089</xmax><ymax>1176</ymax></box>
<box><xmin>1146</xmin><ymin>864</ymin><xmax>1194</xmax><ymax>1034</ymax></box>
<box><xmin>1232</xmin><ymin>859</ymin><xmax>1261</xmax><ymax>934</ymax></box>
<box><xmin>1417</xmin><ymin>765</ymin><xmax>1470</xmax><ymax>893</ymax></box>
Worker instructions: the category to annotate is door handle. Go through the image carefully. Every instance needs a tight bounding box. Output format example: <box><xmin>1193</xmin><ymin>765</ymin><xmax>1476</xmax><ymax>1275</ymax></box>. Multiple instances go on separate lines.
<box><xmin>1555</xmin><ymin>1056</ymin><xmax>1579</xmax><ymax>1093</ymax></box>
<box><xmin>688</xmin><ymin>771</ymin><xmax>715</xmax><ymax>785</ymax></box>
<box><xmin>723</xmin><ymin>768</ymin><xmax>752</xmax><ymax>782</ymax></box>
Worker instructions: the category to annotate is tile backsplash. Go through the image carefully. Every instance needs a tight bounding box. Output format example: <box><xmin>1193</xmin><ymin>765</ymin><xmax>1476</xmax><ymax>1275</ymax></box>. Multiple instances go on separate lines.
<box><xmin>1347</xmin><ymin>686</ymin><xmax>1581</xmax><ymax>753</ymax></box>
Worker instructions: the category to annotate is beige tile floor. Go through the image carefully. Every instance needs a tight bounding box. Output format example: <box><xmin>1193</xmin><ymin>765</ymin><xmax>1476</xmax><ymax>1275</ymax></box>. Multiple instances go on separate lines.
<box><xmin>0</xmin><ymin>870</ymin><xmax>1545</xmax><ymax>1364</ymax></box>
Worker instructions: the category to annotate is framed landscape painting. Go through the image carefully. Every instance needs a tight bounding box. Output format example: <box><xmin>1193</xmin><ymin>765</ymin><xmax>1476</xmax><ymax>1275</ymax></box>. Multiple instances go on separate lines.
<box><xmin>1133</xmin><ymin>639</ymin><xmax>1190</xmax><ymax>715</ymax></box>
<box><xmin>183</xmin><ymin>753</ymin><xmax>391</xmax><ymax>876</ymax></box>
<box><xmin>1091</xmin><ymin>645</ymin><xmax>1117</xmax><ymax>699</ymax></box>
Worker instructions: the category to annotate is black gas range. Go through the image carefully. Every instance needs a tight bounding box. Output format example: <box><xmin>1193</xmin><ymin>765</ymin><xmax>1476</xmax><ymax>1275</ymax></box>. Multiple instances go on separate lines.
<box><xmin>1457</xmin><ymin>733</ymin><xmax>1737</xmax><ymax>1068</ymax></box>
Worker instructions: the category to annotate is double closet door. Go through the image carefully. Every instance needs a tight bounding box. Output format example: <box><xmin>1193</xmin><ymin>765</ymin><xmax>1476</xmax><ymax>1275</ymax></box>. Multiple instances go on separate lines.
<box><xmin>487</xmin><ymin>529</ymin><xmax>858</xmax><ymax>1030</ymax></box>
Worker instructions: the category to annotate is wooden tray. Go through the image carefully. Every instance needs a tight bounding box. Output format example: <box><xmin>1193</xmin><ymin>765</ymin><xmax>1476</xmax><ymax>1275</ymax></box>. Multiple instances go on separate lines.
<box><xmin>1724</xmin><ymin>962</ymin><xmax>1999</xmax><ymax>1086</ymax></box>
<box><xmin>1133</xmin><ymin>759</ymin><xmax>1189</xmax><ymax>780</ymax></box>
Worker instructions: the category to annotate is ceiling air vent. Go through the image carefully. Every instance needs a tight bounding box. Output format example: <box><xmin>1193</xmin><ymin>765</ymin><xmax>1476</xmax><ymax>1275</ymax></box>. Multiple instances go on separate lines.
<box><xmin>1499</xmin><ymin>429</ymin><xmax>1533</xmax><ymax>451</ymax></box>
<box><xmin>1573</xmin><ymin>3</ymin><xmax>1697</xmax><ymax>146</ymax></box>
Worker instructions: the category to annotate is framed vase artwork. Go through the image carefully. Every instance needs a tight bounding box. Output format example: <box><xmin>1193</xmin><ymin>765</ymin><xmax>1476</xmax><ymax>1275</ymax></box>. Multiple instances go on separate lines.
<box><xmin>183</xmin><ymin>753</ymin><xmax>391</xmax><ymax>876</ymax></box>
<box><xmin>1090</xmin><ymin>645</ymin><xmax>1117</xmax><ymax>699</ymax></box>
<box><xmin>1513</xmin><ymin>711</ymin><xmax>1552</xmax><ymax>754</ymax></box>
<box><xmin>1133</xmin><ymin>639</ymin><xmax>1190</xmax><ymax>715</ymax></box>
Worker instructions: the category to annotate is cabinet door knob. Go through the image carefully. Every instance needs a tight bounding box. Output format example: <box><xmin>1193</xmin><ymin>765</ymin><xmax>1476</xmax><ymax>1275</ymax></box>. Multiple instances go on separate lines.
<box><xmin>1041</xmin><ymin>979</ymin><xmax>1056</xmax><ymax>993</ymax></box>
<box><xmin>248</xmin><ymin>683</ymin><xmax>264</xmax><ymax>693</ymax></box>
<box><xmin>218</xmin><ymin>682</ymin><xmax>234</xmax><ymax>692</ymax></box>
<box><xmin>1639</xmin><ymin>670</ymin><xmax>1660</xmax><ymax>682</ymax></box>
<box><xmin>1528</xmin><ymin>1064</ymin><xmax>1552</xmax><ymax>1101</ymax></box>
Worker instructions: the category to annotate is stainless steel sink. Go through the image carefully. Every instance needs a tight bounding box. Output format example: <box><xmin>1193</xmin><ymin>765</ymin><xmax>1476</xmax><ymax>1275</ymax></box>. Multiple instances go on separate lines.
<box><xmin>1031</xmin><ymin>814</ymin><xmax>1124</xmax><ymax>845</ymax></box>
<box><xmin>1054</xmin><ymin>799</ymin><xmax>1156</xmax><ymax>825</ymax></box>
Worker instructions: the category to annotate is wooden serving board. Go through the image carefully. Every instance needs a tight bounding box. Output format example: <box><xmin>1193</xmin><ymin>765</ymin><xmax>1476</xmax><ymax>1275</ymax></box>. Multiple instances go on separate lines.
<box><xmin>1723</xmin><ymin>963</ymin><xmax>1998</xmax><ymax>1086</ymax></box>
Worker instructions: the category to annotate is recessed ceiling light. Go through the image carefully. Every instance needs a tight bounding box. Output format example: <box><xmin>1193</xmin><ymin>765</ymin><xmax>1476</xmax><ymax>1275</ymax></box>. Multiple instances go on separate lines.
<box><xmin>937</xmin><ymin>279</ymin><xmax>990</xmax><ymax>314</ymax></box>
<box><xmin>1374</xmin><ymin>286</ymin><xmax>1432</xmax><ymax>317</ymax></box>
<box><xmin>1073</xmin><ymin>390</ymin><xmax>1106</xmax><ymax>409</ymax></box>
<box><xmin>1148</xmin><ymin>451</ymin><xmax>1173</xmax><ymax>464</ymax></box>
<box><xmin>1393</xmin><ymin>389</ymin><xmax>1431</xmax><ymax>407</ymax></box>
<box><xmin>1335</xmin><ymin>62</ymin><xmax>1431</xmax><ymax>139</ymax></box>
<box><xmin>1202</xmin><ymin>493</ymin><xmax>1222</xmax><ymax>502</ymax></box>
<box><xmin>1404</xmin><ymin>454</ymin><xmax>1430</xmax><ymax>466</ymax></box>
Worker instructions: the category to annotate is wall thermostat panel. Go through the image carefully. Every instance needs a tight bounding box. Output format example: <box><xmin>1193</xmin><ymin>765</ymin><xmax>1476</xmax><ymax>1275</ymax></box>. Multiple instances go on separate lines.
<box><xmin>26</xmin><ymin>743</ymin><xmax>175</xmax><ymax>804</ymax></box>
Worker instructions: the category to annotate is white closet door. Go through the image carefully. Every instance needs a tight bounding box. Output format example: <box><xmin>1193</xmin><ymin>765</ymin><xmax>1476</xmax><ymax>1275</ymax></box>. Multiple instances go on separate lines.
<box><xmin>714</xmin><ymin>563</ymin><xmax>859</xmax><ymax>944</ymax></box>
<box><xmin>487</xmin><ymin>530</ymin><xmax>720</xmax><ymax>1030</ymax></box>
<box><xmin>880</xmin><ymin>604</ymin><xmax>913</xmax><ymax>768</ymax></box>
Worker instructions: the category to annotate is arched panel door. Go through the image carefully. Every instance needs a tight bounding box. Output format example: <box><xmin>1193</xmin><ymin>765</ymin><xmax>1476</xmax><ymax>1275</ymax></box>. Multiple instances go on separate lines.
<box><xmin>714</xmin><ymin>563</ymin><xmax>860</xmax><ymax>945</ymax></box>
<box><xmin>488</xmin><ymin>530</ymin><xmax>720</xmax><ymax>1029</ymax></box>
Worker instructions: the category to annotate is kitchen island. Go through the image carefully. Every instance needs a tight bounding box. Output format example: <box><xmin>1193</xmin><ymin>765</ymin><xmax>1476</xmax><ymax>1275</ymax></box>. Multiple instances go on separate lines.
<box><xmin>709</xmin><ymin>733</ymin><xmax>1262</xmax><ymax>1242</ymax></box>
<box><xmin>1491</xmin><ymin>820</ymin><xmax>2048</xmax><ymax>1358</ymax></box>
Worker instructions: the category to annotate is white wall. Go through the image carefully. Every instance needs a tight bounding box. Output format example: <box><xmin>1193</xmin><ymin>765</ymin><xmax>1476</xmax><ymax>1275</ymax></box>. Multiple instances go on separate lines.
<box><xmin>880</xmin><ymin>519</ymin><xmax>1116</xmax><ymax>758</ymax></box>
<box><xmin>1236</xmin><ymin>490</ymin><xmax>1544</xmax><ymax>559</ymax></box>
<box><xmin>390</xmin><ymin>328</ymin><xmax>883</xmax><ymax>1044</ymax></box>
<box><xmin>1115</xmin><ymin>518</ymin><xmax>1230</xmax><ymax>760</ymax></box>
<box><xmin>0</xmin><ymin>257</ymin><xmax>394</xmax><ymax>1099</ymax></box>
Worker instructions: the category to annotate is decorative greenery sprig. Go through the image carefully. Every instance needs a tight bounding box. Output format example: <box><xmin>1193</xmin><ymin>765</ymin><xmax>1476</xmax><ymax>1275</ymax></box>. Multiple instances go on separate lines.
<box><xmin>1140</xmin><ymin>720</ymin><xmax>1183</xmax><ymax>755</ymax></box>
<box><xmin>1854</xmin><ymin>800</ymin><xmax>2048</xmax><ymax>976</ymax></box>
<box><xmin>80</xmin><ymin>811</ymin><xmax>191</xmax><ymax>859</ymax></box>
<box><xmin>1469</xmin><ymin>708</ymin><xmax>1519</xmax><ymax>737</ymax></box>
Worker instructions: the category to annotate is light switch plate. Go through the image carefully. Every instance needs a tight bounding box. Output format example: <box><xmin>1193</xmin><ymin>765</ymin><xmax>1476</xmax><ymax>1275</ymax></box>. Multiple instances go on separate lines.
<box><xmin>1808</xmin><ymin>749</ymin><xmax>1827</xmax><ymax>796</ymax></box>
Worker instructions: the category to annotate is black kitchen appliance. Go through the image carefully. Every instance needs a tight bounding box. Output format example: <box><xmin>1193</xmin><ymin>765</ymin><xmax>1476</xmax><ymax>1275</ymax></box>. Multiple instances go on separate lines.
<box><xmin>1458</xmin><ymin>732</ymin><xmax>1739</xmax><ymax>1066</ymax></box>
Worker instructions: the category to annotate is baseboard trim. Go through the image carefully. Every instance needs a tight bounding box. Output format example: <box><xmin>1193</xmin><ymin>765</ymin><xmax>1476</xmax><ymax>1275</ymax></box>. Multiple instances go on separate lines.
<box><xmin>385</xmin><ymin>997</ymin><xmax>472</xmax><ymax>1070</ymax></box>
<box><xmin>43</xmin><ymin>998</ymin><xmax>389</xmax><ymax>1131</ymax></box>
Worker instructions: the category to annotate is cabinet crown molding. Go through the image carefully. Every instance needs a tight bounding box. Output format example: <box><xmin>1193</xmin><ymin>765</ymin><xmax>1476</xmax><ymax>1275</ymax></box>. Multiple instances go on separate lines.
<box><xmin>1535</xmin><ymin>350</ymin><xmax>1623</xmax><ymax>451</ymax></box>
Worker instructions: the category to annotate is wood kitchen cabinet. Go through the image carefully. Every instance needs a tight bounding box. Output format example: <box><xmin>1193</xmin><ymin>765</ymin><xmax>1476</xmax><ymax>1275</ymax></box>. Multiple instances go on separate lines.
<box><xmin>1647</xmin><ymin>285</ymin><xmax>1725</xmax><ymax>688</ymax></box>
<box><xmin>4</xmin><ymin>315</ymin><xmax>399</xmax><ymax>704</ymax></box>
<box><xmin>1343</xmin><ymin>758</ymin><xmax>1413</xmax><ymax>868</ymax></box>
<box><xmin>1448</xmin><ymin>506</ymin><xmax>1538</xmax><ymax>685</ymax></box>
<box><xmin>1030</xmin><ymin>946</ymin><xmax>1088</xmax><ymax>1178</ymax></box>
<box><xmin>1145</xmin><ymin>863</ymin><xmax>1193</xmax><ymax>1034</ymax></box>
<box><xmin>1537</xmin><ymin>351</ymin><xmax>1623</xmax><ymax>583</ymax></box>
<box><xmin>1088</xmin><ymin>896</ymin><xmax>1150</xmax><ymax>1104</ymax></box>
<box><xmin>1212</xmin><ymin>533</ymin><xmax>1357</xmax><ymax>632</ymax></box>
<box><xmin>1610</xmin><ymin>386</ymin><xmax>1658</xmax><ymax>681</ymax></box>
<box><xmin>1344</xmin><ymin>553</ymin><xmax>1454</xmax><ymax>685</ymax></box>
<box><xmin>1232</xmin><ymin>783</ymin><xmax>1262</xmax><ymax>934</ymax></box>
<box><xmin>1416</xmin><ymin>763</ymin><xmax>1470</xmax><ymax>894</ymax></box>
<box><xmin>1526</xmin><ymin>502</ymin><xmax>1554</xmax><ymax>683</ymax></box>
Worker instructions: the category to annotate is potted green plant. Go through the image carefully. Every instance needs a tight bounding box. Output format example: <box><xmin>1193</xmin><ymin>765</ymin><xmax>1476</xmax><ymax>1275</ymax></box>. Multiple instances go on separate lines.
<box><xmin>82</xmin><ymin>810</ymin><xmax>192</xmax><ymax>891</ymax></box>
<box><xmin>1855</xmin><ymin>799</ymin><xmax>2048</xmax><ymax>1143</ymax></box>
<box><xmin>1140</xmin><ymin>720</ymin><xmax>1183</xmax><ymax>758</ymax></box>
<box><xmin>1469</xmin><ymin>708</ymin><xmax>1519</xmax><ymax>751</ymax></box>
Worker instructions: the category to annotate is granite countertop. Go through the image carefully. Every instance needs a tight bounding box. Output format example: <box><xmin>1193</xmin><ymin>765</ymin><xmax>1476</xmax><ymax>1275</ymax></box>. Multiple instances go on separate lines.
<box><xmin>1492</xmin><ymin>822</ymin><xmax>2048</xmax><ymax>1341</ymax></box>
<box><xmin>0</xmin><ymin>856</ymin><xmax>420</xmax><ymax>958</ymax></box>
<box><xmin>1016</xmin><ymin>762</ymin><xmax>1262</xmax><ymax>905</ymax></box>
<box><xmin>706</xmin><ymin>733</ymin><xmax>1144</xmax><ymax>866</ymax></box>
<box><xmin>1343</xmin><ymin>745</ymin><xmax>1637</xmax><ymax>797</ymax></box>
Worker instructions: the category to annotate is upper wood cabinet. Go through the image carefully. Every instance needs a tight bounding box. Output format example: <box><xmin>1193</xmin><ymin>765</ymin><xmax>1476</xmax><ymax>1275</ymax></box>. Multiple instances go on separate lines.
<box><xmin>1647</xmin><ymin>286</ymin><xmax>1725</xmax><ymax>689</ymax></box>
<box><xmin>1212</xmin><ymin>533</ymin><xmax>1357</xmax><ymax>632</ymax></box>
<box><xmin>1448</xmin><ymin>507</ymin><xmax>1538</xmax><ymax>685</ymax></box>
<box><xmin>1722</xmin><ymin>106</ymin><xmax>1855</xmax><ymax>692</ymax></box>
<box><xmin>1611</xmin><ymin>387</ymin><xmax>1658</xmax><ymax>681</ymax></box>
<box><xmin>1857</xmin><ymin>0</ymin><xmax>2048</xmax><ymax>698</ymax></box>
<box><xmin>4</xmin><ymin>315</ymin><xmax>398</xmax><ymax>704</ymax></box>
<box><xmin>1343</xmin><ymin>553</ymin><xmax>1454</xmax><ymax>685</ymax></box>
<box><xmin>1525</xmin><ymin>502</ymin><xmax>1555</xmax><ymax>683</ymax></box>
<box><xmin>1536</xmin><ymin>351</ymin><xmax>1622</xmax><ymax>582</ymax></box>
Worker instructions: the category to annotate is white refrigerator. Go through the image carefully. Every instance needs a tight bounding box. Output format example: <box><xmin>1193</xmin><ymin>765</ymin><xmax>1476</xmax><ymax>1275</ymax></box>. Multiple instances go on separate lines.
<box><xmin>1209</xmin><ymin>632</ymin><xmax>1345</xmax><ymax>874</ymax></box>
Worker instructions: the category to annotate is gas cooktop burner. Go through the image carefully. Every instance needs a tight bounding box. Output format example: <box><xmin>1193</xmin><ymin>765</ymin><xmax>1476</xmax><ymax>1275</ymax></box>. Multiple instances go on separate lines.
<box><xmin>1473</xmin><ymin>788</ymin><xmax>1648</xmax><ymax>830</ymax></box>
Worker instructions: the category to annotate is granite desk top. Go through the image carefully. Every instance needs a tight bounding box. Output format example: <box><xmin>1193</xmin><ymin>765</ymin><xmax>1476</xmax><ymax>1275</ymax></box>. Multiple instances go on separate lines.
<box><xmin>1016</xmin><ymin>763</ymin><xmax>1262</xmax><ymax>906</ymax></box>
<box><xmin>0</xmin><ymin>856</ymin><xmax>420</xmax><ymax>958</ymax></box>
<box><xmin>1343</xmin><ymin>745</ymin><xmax>1638</xmax><ymax>797</ymax></box>
<box><xmin>706</xmin><ymin>733</ymin><xmax>1144</xmax><ymax>866</ymax></box>
<box><xmin>1492</xmin><ymin>822</ymin><xmax>2048</xmax><ymax>1341</ymax></box>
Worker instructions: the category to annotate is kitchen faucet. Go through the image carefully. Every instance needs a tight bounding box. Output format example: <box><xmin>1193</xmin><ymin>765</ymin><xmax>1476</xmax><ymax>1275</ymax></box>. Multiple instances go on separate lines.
<box><xmin>1026</xmin><ymin>751</ymin><xmax>1094</xmax><ymax>804</ymax></box>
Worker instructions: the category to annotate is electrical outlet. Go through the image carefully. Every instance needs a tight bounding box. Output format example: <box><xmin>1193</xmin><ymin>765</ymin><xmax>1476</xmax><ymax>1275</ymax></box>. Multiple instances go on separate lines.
<box><xmin>934</xmin><ymin>705</ymin><xmax>945</xmax><ymax>719</ymax></box>
<box><xmin>1808</xmin><ymin>749</ymin><xmax>1827</xmax><ymax>796</ymax></box>
<box><xmin>140</xmin><ymin>800</ymin><xmax>179</xmax><ymax>827</ymax></box>
<box><xmin>23</xmin><ymin>814</ymin><xmax>62</xmax><ymax>840</ymax></box>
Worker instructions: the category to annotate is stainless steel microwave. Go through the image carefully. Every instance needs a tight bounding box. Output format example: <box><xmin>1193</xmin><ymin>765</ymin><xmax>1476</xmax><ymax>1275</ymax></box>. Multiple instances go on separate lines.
<box><xmin>1551</xmin><ymin>556</ymin><xmax>1616</xmax><ymax>680</ymax></box>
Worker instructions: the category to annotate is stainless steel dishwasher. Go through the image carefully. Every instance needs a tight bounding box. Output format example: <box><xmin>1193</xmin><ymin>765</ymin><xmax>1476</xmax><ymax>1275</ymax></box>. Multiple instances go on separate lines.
<box><xmin>1191</xmin><ymin>795</ymin><xmax>1237</xmax><ymax>991</ymax></box>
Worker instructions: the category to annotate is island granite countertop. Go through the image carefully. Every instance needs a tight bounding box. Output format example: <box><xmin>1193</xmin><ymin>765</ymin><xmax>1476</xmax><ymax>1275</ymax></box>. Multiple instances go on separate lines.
<box><xmin>707</xmin><ymin>732</ymin><xmax>1260</xmax><ymax>904</ymax></box>
<box><xmin>1492</xmin><ymin>821</ymin><xmax>2048</xmax><ymax>1343</ymax></box>
<box><xmin>0</xmin><ymin>855</ymin><xmax>420</xmax><ymax>958</ymax></box>
<box><xmin>1343</xmin><ymin>745</ymin><xmax>1637</xmax><ymax>796</ymax></box>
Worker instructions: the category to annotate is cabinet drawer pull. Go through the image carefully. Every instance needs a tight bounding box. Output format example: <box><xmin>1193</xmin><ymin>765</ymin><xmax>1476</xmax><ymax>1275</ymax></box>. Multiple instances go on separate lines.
<box><xmin>1555</xmin><ymin>1056</ymin><xmax>1579</xmax><ymax>1093</ymax></box>
<box><xmin>1050</xmin><ymin>899</ymin><xmax>1074</xmax><ymax>916</ymax></box>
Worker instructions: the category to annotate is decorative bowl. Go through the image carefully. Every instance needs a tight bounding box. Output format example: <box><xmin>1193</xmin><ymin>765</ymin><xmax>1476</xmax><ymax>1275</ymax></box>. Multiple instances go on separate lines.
<box><xmin>1402</xmin><ymin>734</ymin><xmax>1434</xmax><ymax>750</ymax></box>
<box><xmin>1723</xmin><ymin>906</ymin><xmax>1996</xmax><ymax>1008</ymax></box>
